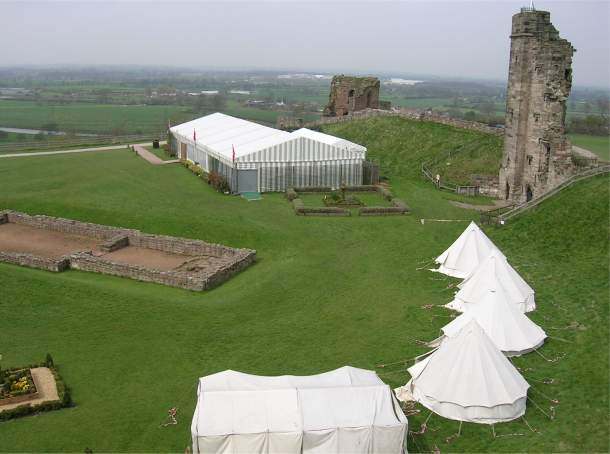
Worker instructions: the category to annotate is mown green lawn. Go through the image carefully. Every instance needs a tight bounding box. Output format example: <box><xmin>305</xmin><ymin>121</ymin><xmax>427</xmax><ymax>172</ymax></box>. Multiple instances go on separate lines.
<box><xmin>0</xmin><ymin>116</ymin><xmax>607</xmax><ymax>453</ymax></box>
<box><xmin>569</xmin><ymin>133</ymin><xmax>610</xmax><ymax>162</ymax></box>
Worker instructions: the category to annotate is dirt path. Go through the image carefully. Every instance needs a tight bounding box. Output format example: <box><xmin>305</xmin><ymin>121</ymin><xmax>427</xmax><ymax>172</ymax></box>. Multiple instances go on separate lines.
<box><xmin>449</xmin><ymin>199</ymin><xmax>511</xmax><ymax>212</ymax></box>
<box><xmin>0</xmin><ymin>367</ymin><xmax>59</xmax><ymax>412</ymax></box>
<box><xmin>133</xmin><ymin>144</ymin><xmax>179</xmax><ymax>165</ymax></box>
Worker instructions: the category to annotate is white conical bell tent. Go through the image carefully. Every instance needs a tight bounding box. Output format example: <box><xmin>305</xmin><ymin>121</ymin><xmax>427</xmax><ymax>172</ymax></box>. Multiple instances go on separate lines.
<box><xmin>396</xmin><ymin>319</ymin><xmax>529</xmax><ymax>424</ymax></box>
<box><xmin>433</xmin><ymin>221</ymin><xmax>504</xmax><ymax>279</ymax></box>
<box><xmin>441</xmin><ymin>286</ymin><xmax>546</xmax><ymax>356</ymax></box>
<box><xmin>446</xmin><ymin>248</ymin><xmax>536</xmax><ymax>313</ymax></box>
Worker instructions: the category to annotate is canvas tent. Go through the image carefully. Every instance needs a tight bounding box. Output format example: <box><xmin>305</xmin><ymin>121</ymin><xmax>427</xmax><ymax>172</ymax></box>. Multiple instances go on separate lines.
<box><xmin>433</xmin><ymin>222</ymin><xmax>503</xmax><ymax>279</ymax></box>
<box><xmin>446</xmin><ymin>249</ymin><xmax>536</xmax><ymax>313</ymax></box>
<box><xmin>170</xmin><ymin>113</ymin><xmax>367</xmax><ymax>193</ymax></box>
<box><xmin>395</xmin><ymin>320</ymin><xmax>529</xmax><ymax>424</ymax></box>
<box><xmin>191</xmin><ymin>366</ymin><xmax>408</xmax><ymax>454</ymax></box>
<box><xmin>439</xmin><ymin>286</ymin><xmax>546</xmax><ymax>356</ymax></box>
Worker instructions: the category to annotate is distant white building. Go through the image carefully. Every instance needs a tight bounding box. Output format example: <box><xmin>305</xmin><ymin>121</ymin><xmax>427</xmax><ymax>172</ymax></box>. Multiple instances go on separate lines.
<box><xmin>387</xmin><ymin>78</ymin><xmax>424</xmax><ymax>85</ymax></box>
<box><xmin>169</xmin><ymin>113</ymin><xmax>367</xmax><ymax>193</ymax></box>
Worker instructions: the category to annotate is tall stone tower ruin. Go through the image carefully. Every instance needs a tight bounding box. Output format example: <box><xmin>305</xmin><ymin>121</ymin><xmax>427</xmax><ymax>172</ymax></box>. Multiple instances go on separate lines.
<box><xmin>499</xmin><ymin>7</ymin><xmax>576</xmax><ymax>203</ymax></box>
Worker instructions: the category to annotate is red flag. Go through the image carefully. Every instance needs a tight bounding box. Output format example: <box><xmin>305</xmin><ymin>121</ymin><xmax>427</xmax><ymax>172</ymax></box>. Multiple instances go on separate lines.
<box><xmin>193</xmin><ymin>129</ymin><xmax>196</xmax><ymax>142</ymax></box>
<box><xmin>232</xmin><ymin>144</ymin><xmax>236</xmax><ymax>162</ymax></box>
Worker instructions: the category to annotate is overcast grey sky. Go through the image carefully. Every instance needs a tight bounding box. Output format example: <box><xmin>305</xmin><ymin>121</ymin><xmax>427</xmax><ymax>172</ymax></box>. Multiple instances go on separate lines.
<box><xmin>1</xmin><ymin>0</ymin><xmax>608</xmax><ymax>87</ymax></box>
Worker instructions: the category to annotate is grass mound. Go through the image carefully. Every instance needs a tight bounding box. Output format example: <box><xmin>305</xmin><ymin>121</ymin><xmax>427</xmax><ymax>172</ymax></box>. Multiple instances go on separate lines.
<box><xmin>320</xmin><ymin>116</ymin><xmax>503</xmax><ymax>184</ymax></box>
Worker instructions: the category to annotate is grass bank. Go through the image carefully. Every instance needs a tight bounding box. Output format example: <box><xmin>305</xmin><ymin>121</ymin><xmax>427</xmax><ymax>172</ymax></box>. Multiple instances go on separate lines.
<box><xmin>0</xmin><ymin>117</ymin><xmax>606</xmax><ymax>452</ymax></box>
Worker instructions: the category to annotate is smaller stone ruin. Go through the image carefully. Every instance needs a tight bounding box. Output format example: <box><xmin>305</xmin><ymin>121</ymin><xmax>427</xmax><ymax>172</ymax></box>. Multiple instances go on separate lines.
<box><xmin>323</xmin><ymin>75</ymin><xmax>381</xmax><ymax>117</ymax></box>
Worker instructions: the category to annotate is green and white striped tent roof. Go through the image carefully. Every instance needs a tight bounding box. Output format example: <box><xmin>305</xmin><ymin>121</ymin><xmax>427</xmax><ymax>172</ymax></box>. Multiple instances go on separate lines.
<box><xmin>170</xmin><ymin>113</ymin><xmax>366</xmax><ymax>167</ymax></box>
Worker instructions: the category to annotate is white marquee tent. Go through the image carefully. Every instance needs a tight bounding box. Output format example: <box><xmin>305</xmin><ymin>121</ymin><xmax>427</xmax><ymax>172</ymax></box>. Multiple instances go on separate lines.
<box><xmin>395</xmin><ymin>320</ymin><xmax>529</xmax><ymax>424</ymax></box>
<box><xmin>440</xmin><ymin>286</ymin><xmax>546</xmax><ymax>356</ymax></box>
<box><xmin>433</xmin><ymin>222</ymin><xmax>503</xmax><ymax>279</ymax></box>
<box><xmin>446</xmin><ymin>249</ymin><xmax>536</xmax><ymax>313</ymax></box>
<box><xmin>191</xmin><ymin>366</ymin><xmax>408</xmax><ymax>454</ymax></box>
<box><xmin>170</xmin><ymin>113</ymin><xmax>367</xmax><ymax>193</ymax></box>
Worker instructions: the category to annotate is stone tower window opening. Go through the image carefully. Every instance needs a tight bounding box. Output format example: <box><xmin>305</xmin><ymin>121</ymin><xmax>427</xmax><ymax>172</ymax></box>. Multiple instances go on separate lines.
<box><xmin>526</xmin><ymin>185</ymin><xmax>534</xmax><ymax>202</ymax></box>
<box><xmin>347</xmin><ymin>89</ymin><xmax>355</xmax><ymax>111</ymax></box>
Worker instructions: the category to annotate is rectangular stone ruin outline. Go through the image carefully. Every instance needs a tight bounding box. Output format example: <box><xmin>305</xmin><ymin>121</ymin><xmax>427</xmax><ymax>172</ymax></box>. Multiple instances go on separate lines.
<box><xmin>0</xmin><ymin>210</ymin><xmax>256</xmax><ymax>291</ymax></box>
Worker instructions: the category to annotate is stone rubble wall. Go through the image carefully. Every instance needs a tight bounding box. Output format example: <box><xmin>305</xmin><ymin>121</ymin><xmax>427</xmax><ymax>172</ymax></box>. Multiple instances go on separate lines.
<box><xmin>98</xmin><ymin>234</ymin><xmax>130</xmax><ymax>253</ymax></box>
<box><xmin>0</xmin><ymin>251</ymin><xmax>70</xmax><ymax>272</ymax></box>
<box><xmin>471</xmin><ymin>174</ymin><xmax>500</xmax><ymax>198</ymax></box>
<box><xmin>69</xmin><ymin>253</ymin><xmax>208</xmax><ymax>291</ymax></box>
<box><xmin>70</xmin><ymin>248</ymin><xmax>255</xmax><ymax>291</ymax></box>
<box><xmin>307</xmin><ymin>109</ymin><xmax>503</xmax><ymax>137</ymax></box>
<box><xmin>128</xmin><ymin>233</ymin><xmax>243</xmax><ymax>258</ymax></box>
<box><xmin>2</xmin><ymin>210</ymin><xmax>136</xmax><ymax>240</ymax></box>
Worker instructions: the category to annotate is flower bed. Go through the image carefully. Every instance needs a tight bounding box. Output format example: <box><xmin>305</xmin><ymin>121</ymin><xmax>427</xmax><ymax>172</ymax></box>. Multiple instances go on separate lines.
<box><xmin>322</xmin><ymin>191</ymin><xmax>364</xmax><ymax>208</ymax></box>
<box><xmin>0</xmin><ymin>355</ymin><xmax>73</xmax><ymax>421</ymax></box>
<box><xmin>0</xmin><ymin>369</ymin><xmax>37</xmax><ymax>403</ymax></box>
<box><xmin>288</xmin><ymin>185</ymin><xmax>410</xmax><ymax>217</ymax></box>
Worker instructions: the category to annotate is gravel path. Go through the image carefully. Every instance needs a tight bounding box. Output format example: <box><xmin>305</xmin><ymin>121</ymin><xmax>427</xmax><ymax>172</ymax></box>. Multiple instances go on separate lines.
<box><xmin>0</xmin><ymin>142</ymin><xmax>152</xmax><ymax>159</ymax></box>
<box><xmin>133</xmin><ymin>144</ymin><xmax>179</xmax><ymax>165</ymax></box>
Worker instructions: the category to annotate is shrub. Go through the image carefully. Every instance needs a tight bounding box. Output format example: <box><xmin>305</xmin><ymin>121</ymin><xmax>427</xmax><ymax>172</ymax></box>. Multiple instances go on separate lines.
<box><xmin>207</xmin><ymin>171</ymin><xmax>231</xmax><ymax>193</ymax></box>
<box><xmin>293</xmin><ymin>186</ymin><xmax>332</xmax><ymax>193</ymax></box>
<box><xmin>391</xmin><ymin>198</ymin><xmax>411</xmax><ymax>212</ymax></box>
<box><xmin>292</xmin><ymin>198</ymin><xmax>304</xmax><ymax>213</ymax></box>
<box><xmin>296</xmin><ymin>205</ymin><xmax>350</xmax><ymax>216</ymax></box>
<box><xmin>62</xmin><ymin>388</ymin><xmax>73</xmax><ymax>407</ymax></box>
<box><xmin>359</xmin><ymin>205</ymin><xmax>407</xmax><ymax>216</ymax></box>
<box><xmin>285</xmin><ymin>188</ymin><xmax>298</xmax><ymax>201</ymax></box>
<box><xmin>45</xmin><ymin>353</ymin><xmax>54</xmax><ymax>368</ymax></box>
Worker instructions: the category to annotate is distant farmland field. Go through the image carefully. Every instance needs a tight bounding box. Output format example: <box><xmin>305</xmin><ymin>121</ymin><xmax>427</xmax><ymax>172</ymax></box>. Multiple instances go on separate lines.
<box><xmin>0</xmin><ymin>100</ymin><xmax>193</xmax><ymax>134</ymax></box>
<box><xmin>569</xmin><ymin>133</ymin><xmax>609</xmax><ymax>161</ymax></box>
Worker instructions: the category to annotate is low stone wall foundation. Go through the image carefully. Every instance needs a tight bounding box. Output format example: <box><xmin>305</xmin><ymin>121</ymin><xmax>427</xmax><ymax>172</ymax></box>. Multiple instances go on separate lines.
<box><xmin>0</xmin><ymin>252</ymin><xmax>70</xmax><ymax>272</ymax></box>
<box><xmin>0</xmin><ymin>210</ymin><xmax>256</xmax><ymax>291</ymax></box>
<box><xmin>3</xmin><ymin>211</ymin><xmax>136</xmax><ymax>240</ymax></box>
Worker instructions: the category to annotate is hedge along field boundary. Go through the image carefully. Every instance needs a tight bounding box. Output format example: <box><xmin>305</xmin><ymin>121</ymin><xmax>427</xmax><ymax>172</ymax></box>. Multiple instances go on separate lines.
<box><xmin>0</xmin><ymin>210</ymin><xmax>256</xmax><ymax>291</ymax></box>
<box><xmin>287</xmin><ymin>185</ymin><xmax>410</xmax><ymax>217</ymax></box>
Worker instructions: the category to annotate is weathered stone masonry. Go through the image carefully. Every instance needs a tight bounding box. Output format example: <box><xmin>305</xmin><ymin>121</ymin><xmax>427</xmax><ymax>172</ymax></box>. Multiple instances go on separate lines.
<box><xmin>324</xmin><ymin>76</ymin><xmax>380</xmax><ymax>117</ymax></box>
<box><xmin>499</xmin><ymin>8</ymin><xmax>576</xmax><ymax>203</ymax></box>
<box><xmin>0</xmin><ymin>210</ymin><xmax>256</xmax><ymax>291</ymax></box>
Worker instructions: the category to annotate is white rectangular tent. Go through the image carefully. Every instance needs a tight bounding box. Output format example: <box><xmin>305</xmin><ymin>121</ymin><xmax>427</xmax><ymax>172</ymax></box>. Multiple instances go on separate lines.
<box><xmin>191</xmin><ymin>366</ymin><xmax>408</xmax><ymax>454</ymax></box>
<box><xmin>169</xmin><ymin>113</ymin><xmax>367</xmax><ymax>193</ymax></box>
